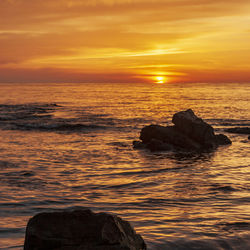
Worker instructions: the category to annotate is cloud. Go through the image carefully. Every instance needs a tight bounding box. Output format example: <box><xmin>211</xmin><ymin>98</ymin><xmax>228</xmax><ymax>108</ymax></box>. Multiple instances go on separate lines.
<box><xmin>0</xmin><ymin>67</ymin><xmax>142</xmax><ymax>83</ymax></box>
<box><xmin>2</xmin><ymin>0</ymin><xmax>250</xmax><ymax>29</ymax></box>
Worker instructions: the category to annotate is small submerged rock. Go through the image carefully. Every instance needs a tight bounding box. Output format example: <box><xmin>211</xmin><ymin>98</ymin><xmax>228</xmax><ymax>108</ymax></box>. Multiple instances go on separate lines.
<box><xmin>210</xmin><ymin>185</ymin><xmax>237</xmax><ymax>193</ymax></box>
<box><xmin>134</xmin><ymin>109</ymin><xmax>231</xmax><ymax>152</ymax></box>
<box><xmin>225</xmin><ymin>127</ymin><xmax>250</xmax><ymax>135</ymax></box>
<box><xmin>24</xmin><ymin>209</ymin><xmax>146</xmax><ymax>250</ymax></box>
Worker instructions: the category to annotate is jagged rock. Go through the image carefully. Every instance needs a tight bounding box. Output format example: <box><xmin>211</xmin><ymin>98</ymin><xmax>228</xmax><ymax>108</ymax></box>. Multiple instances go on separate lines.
<box><xmin>215</xmin><ymin>134</ymin><xmax>232</xmax><ymax>145</ymax></box>
<box><xmin>172</xmin><ymin>109</ymin><xmax>216</xmax><ymax>148</ymax></box>
<box><xmin>135</xmin><ymin>109</ymin><xmax>231</xmax><ymax>152</ymax></box>
<box><xmin>24</xmin><ymin>209</ymin><xmax>146</xmax><ymax>250</ymax></box>
<box><xmin>225</xmin><ymin>127</ymin><xmax>250</xmax><ymax>135</ymax></box>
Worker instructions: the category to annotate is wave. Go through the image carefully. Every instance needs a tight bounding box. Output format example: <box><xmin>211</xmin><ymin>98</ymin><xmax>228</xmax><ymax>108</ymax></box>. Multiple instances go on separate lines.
<box><xmin>12</xmin><ymin>122</ymin><xmax>105</xmax><ymax>131</ymax></box>
<box><xmin>0</xmin><ymin>103</ymin><xmax>110</xmax><ymax>132</ymax></box>
<box><xmin>0</xmin><ymin>102</ymin><xmax>154</xmax><ymax>132</ymax></box>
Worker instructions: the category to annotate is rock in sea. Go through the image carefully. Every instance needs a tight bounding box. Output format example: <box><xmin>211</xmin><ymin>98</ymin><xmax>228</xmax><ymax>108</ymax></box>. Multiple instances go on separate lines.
<box><xmin>225</xmin><ymin>127</ymin><xmax>250</xmax><ymax>135</ymax></box>
<box><xmin>24</xmin><ymin>209</ymin><xmax>146</xmax><ymax>250</ymax></box>
<box><xmin>172</xmin><ymin>109</ymin><xmax>216</xmax><ymax>148</ymax></box>
<box><xmin>135</xmin><ymin>109</ymin><xmax>231</xmax><ymax>152</ymax></box>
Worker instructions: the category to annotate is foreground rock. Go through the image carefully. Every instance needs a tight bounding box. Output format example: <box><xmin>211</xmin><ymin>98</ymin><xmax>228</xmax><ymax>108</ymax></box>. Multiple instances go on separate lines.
<box><xmin>225</xmin><ymin>127</ymin><xmax>250</xmax><ymax>135</ymax></box>
<box><xmin>134</xmin><ymin>109</ymin><xmax>231</xmax><ymax>152</ymax></box>
<box><xmin>24</xmin><ymin>209</ymin><xmax>146</xmax><ymax>250</ymax></box>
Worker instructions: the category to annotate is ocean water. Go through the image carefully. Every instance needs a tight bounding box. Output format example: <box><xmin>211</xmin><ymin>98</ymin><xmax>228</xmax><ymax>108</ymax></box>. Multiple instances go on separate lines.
<box><xmin>0</xmin><ymin>82</ymin><xmax>249</xmax><ymax>249</ymax></box>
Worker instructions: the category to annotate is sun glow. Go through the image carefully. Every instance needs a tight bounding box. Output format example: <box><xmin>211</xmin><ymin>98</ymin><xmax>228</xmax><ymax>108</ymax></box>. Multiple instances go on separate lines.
<box><xmin>155</xmin><ymin>76</ymin><xmax>166</xmax><ymax>84</ymax></box>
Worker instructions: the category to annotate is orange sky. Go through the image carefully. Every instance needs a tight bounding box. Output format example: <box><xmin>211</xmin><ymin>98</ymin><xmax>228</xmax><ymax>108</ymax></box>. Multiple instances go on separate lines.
<box><xmin>1</xmin><ymin>0</ymin><xmax>250</xmax><ymax>83</ymax></box>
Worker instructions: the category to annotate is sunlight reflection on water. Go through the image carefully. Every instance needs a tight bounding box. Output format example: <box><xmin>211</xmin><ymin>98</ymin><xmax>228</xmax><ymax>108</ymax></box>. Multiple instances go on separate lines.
<box><xmin>0</xmin><ymin>82</ymin><xmax>249</xmax><ymax>249</ymax></box>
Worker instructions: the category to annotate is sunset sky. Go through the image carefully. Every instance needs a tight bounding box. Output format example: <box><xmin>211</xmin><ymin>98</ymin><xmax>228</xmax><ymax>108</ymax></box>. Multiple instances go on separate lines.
<box><xmin>1</xmin><ymin>0</ymin><xmax>250</xmax><ymax>83</ymax></box>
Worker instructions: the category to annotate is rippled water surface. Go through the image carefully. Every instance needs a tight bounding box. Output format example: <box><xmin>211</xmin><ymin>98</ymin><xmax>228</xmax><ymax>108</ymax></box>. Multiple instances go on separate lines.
<box><xmin>0</xmin><ymin>82</ymin><xmax>249</xmax><ymax>249</ymax></box>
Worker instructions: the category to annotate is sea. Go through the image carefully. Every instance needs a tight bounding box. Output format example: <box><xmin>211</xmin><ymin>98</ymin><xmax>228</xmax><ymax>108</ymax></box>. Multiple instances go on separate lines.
<box><xmin>0</xmin><ymin>82</ymin><xmax>249</xmax><ymax>249</ymax></box>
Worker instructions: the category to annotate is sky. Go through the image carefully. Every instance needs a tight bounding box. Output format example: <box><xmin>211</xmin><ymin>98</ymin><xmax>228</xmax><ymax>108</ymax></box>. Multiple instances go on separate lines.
<box><xmin>1</xmin><ymin>0</ymin><xmax>250</xmax><ymax>83</ymax></box>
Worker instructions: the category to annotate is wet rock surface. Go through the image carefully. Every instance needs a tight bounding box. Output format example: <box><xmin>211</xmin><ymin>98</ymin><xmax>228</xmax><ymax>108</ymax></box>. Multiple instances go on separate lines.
<box><xmin>135</xmin><ymin>109</ymin><xmax>231</xmax><ymax>152</ymax></box>
<box><xmin>24</xmin><ymin>209</ymin><xmax>146</xmax><ymax>250</ymax></box>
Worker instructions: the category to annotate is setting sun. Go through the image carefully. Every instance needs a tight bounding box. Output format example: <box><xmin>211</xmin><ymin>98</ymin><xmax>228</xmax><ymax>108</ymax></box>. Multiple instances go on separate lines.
<box><xmin>155</xmin><ymin>76</ymin><xmax>166</xmax><ymax>84</ymax></box>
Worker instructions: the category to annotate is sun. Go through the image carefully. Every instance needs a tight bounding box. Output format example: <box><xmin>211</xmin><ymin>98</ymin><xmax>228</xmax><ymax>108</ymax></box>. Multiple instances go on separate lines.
<box><xmin>155</xmin><ymin>76</ymin><xmax>166</xmax><ymax>84</ymax></box>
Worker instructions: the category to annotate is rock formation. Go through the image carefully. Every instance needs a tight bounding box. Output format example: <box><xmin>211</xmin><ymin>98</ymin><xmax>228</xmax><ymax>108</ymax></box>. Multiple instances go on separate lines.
<box><xmin>24</xmin><ymin>209</ymin><xmax>146</xmax><ymax>250</ymax></box>
<box><xmin>134</xmin><ymin>109</ymin><xmax>231</xmax><ymax>152</ymax></box>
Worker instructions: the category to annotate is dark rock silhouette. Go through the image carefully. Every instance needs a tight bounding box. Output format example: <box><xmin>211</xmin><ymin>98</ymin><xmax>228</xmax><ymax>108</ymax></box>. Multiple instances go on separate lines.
<box><xmin>225</xmin><ymin>127</ymin><xmax>250</xmax><ymax>135</ymax></box>
<box><xmin>133</xmin><ymin>140</ymin><xmax>146</xmax><ymax>149</ymax></box>
<box><xmin>24</xmin><ymin>209</ymin><xmax>146</xmax><ymax>250</ymax></box>
<box><xmin>172</xmin><ymin>109</ymin><xmax>216</xmax><ymax>148</ymax></box>
<box><xmin>215</xmin><ymin>134</ymin><xmax>232</xmax><ymax>145</ymax></box>
<box><xmin>135</xmin><ymin>109</ymin><xmax>231</xmax><ymax>152</ymax></box>
<box><xmin>146</xmin><ymin>138</ymin><xmax>172</xmax><ymax>152</ymax></box>
<box><xmin>140</xmin><ymin>124</ymin><xmax>201</xmax><ymax>151</ymax></box>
